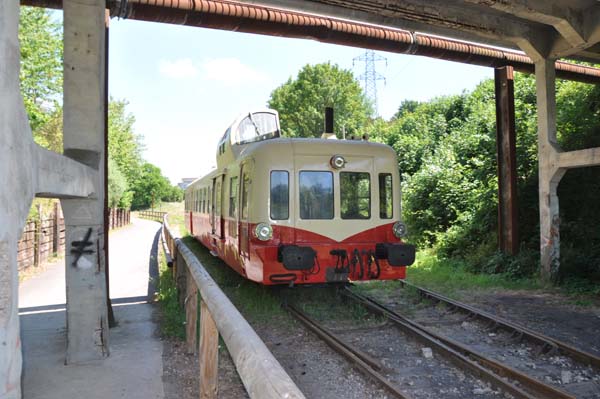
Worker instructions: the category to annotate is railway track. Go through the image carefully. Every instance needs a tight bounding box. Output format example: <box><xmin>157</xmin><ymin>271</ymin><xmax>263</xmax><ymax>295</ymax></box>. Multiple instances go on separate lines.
<box><xmin>286</xmin><ymin>295</ymin><xmax>567</xmax><ymax>398</ymax></box>
<box><xmin>341</xmin><ymin>288</ymin><xmax>577</xmax><ymax>399</ymax></box>
<box><xmin>286</xmin><ymin>304</ymin><xmax>413</xmax><ymax>399</ymax></box>
<box><xmin>398</xmin><ymin>280</ymin><xmax>600</xmax><ymax>370</ymax></box>
<box><xmin>284</xmin><ymin>283</ymin><xmax>600</xmax><ymax>399</ymax></box>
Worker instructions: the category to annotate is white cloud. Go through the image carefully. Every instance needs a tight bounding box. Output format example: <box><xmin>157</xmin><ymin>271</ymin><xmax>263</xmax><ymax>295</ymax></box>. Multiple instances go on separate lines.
<box><xmin>201</xmin><ymin>58</ymin><xmax>268</xmax><ymax>86</ymax></box>
<box><xmin>158</xmin><ymin>58</ymin><xmax>198</xmax><ymax>78</ymax></box>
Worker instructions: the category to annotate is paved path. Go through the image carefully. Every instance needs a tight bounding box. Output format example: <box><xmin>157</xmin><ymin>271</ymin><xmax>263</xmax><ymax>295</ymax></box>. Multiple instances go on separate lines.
<box><xmin>19</xmin><ymin>217</ymin><xmax>165</xmax><ymax>399</ymax></box>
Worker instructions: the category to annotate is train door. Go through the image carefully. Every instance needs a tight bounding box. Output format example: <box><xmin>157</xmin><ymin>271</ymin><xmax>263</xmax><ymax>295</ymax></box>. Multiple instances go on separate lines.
<box><xmin>239</xmin><ymin>162</ymin><xmax>252</xmax><ymax>258</ymax></box>
<box><xmin>212</xmin><ymin>176</ymin><xmax>225</xmax><ymax>239</ymax></box>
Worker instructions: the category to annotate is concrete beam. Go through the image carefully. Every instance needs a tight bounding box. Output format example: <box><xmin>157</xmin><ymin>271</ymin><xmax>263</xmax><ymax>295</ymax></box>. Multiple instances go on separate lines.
<box><xmin>557</xmin><ymin>147</ymin><xmax>600</xmax><ymax>170</ymax></box>
<box><xmin>239</xmin><ymin>0</ymin><xmax>533</xmax><ymax>53</ymax></box>
<box><xmin>62</xmin><ymin>0</ymin><xmax>109</xmax><ymax>364</ymax></box>
<box><xmin>35</xmin><ymin>145</ymin><xmax>98</xmax><ymax>198</ymax></box>
<box><xmin>548</xmin><ymin>4</ymin><xmax>600</xmax><ymax>60</ymax></box>
<box><xmin>464</xmin><ymin>0</ymin><xmax>585</xmax><ymax>47</ymax></box>
<box><xmin>535</xmin><ymin>58</ymin><xmax>565</xmax><ymax>283</ymax></box>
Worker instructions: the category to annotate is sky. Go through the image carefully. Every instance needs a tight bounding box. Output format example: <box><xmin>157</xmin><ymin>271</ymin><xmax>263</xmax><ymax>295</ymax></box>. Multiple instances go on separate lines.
<box><xmin>108</xmin><ymin>18</ymin><xmax>494</xmax><ymax>185</ymax></box>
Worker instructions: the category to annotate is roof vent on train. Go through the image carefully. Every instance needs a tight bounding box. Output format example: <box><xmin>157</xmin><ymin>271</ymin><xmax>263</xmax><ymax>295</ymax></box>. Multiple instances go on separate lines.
<box><xmin>320</xmin><ymin>106</ymin><xmax>338</xmax><ymax>140</ymax></box>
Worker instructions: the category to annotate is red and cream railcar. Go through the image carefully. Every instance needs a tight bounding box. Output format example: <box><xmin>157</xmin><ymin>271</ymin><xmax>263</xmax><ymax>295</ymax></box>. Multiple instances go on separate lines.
<box><xmin>185</xmin><ymin>110</ymin><xmax>415</xmax><ymax>285</ymax></box>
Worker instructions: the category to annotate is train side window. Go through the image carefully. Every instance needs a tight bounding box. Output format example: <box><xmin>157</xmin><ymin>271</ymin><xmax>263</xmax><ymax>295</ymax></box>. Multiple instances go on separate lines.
<box><xmin>299</xmin><ymin>171</ymin><xmax>333</xmax><ymax>219</ymax></box>
<box><xmin>341</xmin><ymin>172</ymin><xmax>371</xmax><ymax>219</ymax></box>
<box><xmin>270</xmin><ymin>171</ymin><xmax>289</xmax><ymax>220</ymax></box>
<box><xmin>379</xmin><ymin>173</ymin><xmax>393</xmax><ymax>219</ymax></box>
<box><xmin>241</xmin><ymin>170</ymin><xmax>251</xmax><ymax>220</ymax></box>
<box><xmin>202</xmin><ymin>188</ymin><xmax>206</xmax><ymax>213</ymax></box>
<box><xmin>229</xmin><ymin>177</ymin><xmax>238</xmax><ymax>218</ymax></box>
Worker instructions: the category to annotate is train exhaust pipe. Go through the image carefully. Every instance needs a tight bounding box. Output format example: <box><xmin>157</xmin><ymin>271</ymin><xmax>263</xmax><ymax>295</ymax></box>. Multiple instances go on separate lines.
<box><xmin>321</xmin><ymin>107</ymin><xmax>336</xmax><ymax>140</ymax></box>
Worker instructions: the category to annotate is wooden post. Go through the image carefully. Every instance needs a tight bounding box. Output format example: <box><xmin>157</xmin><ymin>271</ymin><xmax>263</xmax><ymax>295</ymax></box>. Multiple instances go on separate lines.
<box><xmin>34</xmin><ymin>204</ymin><xmax>42</xmax><ymax>267</ymax></box>
<box><xmin>177</xmin><ymin>255</ymin><xmax>187</xmax><ymax>307</ymax></box>
<box><xmin>495</xmin><ymin>66</ymin><xmax>519</xmax><ymax>255</ymax></box>
<box><xmin>186</xmin><ymin>267</ymin><xmax>198</xmax><ymax>354</ymax></box>
<box><xmin>53</xmin><ymin>202</ymin><xmax>60</xmax><ymax>254</ymax></box>
<box><xmin>199</xmin><ymin>299</ymin><xmax>219</xmax><ymax>399</ymax></box>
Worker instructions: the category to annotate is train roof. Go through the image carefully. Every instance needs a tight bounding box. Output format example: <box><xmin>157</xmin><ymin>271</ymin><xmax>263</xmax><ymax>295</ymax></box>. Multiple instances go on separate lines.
<box><xmin>239</xmin><ymin>137</ymin><xmax>396</xmax><ymax>159</ymax></box>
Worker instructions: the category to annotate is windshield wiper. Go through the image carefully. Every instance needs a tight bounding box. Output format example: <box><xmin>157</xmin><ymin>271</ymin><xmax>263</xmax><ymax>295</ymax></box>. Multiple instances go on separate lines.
<box><xmin>248</xmin><ymin>113</ymin><xmax>261</xmax><ymax>136</ymax></box>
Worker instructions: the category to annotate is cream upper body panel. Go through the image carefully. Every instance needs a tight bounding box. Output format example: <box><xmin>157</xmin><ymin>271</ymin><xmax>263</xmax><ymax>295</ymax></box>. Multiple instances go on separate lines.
<box><xmin>240</xmin><ymin>138</ymin><xmax>402</xmax><ymax>242</ymax></box>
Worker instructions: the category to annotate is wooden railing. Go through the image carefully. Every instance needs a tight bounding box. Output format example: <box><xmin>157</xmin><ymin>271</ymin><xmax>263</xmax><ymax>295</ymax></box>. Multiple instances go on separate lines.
<box><xmin>138</xmin><ymin>210</ymin><xmax>167</xmax><ymax>222</ymax></box>
<box><xmin>161</xmin><ymin>216</ymin><xmax>305</xmax><ymax>399</ymax></box>
<box><xmin>109</xmin><ymin>208</ymin><xmax>130</xmax><ymax>229</ymax></box>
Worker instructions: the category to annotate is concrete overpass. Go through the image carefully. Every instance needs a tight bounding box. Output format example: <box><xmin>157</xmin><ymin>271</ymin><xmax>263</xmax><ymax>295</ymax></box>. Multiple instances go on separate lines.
<box><xmin>2</xmin><ymin>1</ymin><xmax>600</xmax><ymax>398</ymax></box>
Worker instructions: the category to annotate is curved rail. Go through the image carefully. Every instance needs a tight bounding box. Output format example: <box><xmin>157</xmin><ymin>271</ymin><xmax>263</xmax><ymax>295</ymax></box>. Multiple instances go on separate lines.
<box><xmin>400</xmin><ymin>280</ymin><xmax>600</xmax><ymax>369</ymax></box>
<box><xmin>343</xmin><ymin>288</ymin><xmax>575</xmax><ymax>399</ymax></box>
<box><xmin>161</xmin><ymin>216</ymin><xmax>306</xmax><ymax>399</ymax></box>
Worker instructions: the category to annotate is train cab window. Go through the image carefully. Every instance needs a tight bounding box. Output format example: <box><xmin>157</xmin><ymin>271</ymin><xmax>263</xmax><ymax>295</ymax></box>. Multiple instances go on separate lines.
<box><xmin>235</xmin><ymin>112</ymin><xmax>280</xmax><ymax>145</ymax></box>
<box><xmin>379</xmin><ymin>173</ymin><xmax>393</xmax><ymax>219</ymax></box>
<box><xmin>229</xmin><ymin>177</ymin><xmax>238</xmax><ymax>218</ymax></box>
<box><xmin>341</xmin><ymin>172</ymin><xmax>371</xmax><ymax>219</ymax></box>
<box><xmin>299</xmin><ymin>171</ymin><xmax>333</xmax><ymax>219</ymax></box>
<box><xmin>270</xmin><ymin>171</ymin><xmax>289</xmax><ymax>220</ymax></box>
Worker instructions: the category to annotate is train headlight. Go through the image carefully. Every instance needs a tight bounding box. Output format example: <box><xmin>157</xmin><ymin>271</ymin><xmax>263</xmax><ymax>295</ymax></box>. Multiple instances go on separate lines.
<box><xmin>254</xmin><ymin>223</ymin><xmax>273</xmax><ymax>241</ymax></box>
<box><xmin>392</xmin><ymin>221</ymin><xmax>407</xmax><ymax>238</ymax></box>
<box><xmin>330</xmin><ymin>155</ymin><xmax>346</xmax><ymax>169</ymax></box>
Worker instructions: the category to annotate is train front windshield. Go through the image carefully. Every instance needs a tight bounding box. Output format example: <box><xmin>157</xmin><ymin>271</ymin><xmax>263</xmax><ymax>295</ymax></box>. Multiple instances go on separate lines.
<box><xmin>270</xmin><ymin>171</ymin><xmax>394</xmax><ymax>220</ymax></box>
<box><xmin>236</xmin><ymin>112</ymin><xmax>280</xmax><ymax>144</ymax></box>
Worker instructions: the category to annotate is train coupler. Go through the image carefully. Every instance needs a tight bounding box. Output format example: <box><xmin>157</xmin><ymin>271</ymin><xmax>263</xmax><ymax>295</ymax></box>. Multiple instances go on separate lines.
<box><xmin>325</xmin><ymin>267</ymin><xmax>349</xmax><ymax>283</ymax></box>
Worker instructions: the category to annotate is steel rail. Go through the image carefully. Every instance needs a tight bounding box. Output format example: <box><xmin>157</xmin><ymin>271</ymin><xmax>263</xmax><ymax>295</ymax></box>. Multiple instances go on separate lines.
<box><xmin>400</xmin><ymin>280</ymin><xmax>600</xmax><ymax>369</ymax></box>
<box><xmin>291</xmin><ymin>298</ymin><xmax>537</xmax><ymax>399</ymax></box>
<box><xmin>285</xmin><ymin>304</ymin><xmax>412</xmax><ymax>399</ymax></box>
<box><xmin>343</xmin><ymin>288</ymin><xmax>575</xmax><ymax>399</ymax></box>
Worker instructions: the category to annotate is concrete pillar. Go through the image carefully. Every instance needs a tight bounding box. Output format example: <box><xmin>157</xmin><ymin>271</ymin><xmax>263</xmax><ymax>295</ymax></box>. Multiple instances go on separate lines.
<box><xmin>535</xmin><ymin>59</ymin><xmax>566</xmax><ymax>282</ymax></box>
<box><xmin>0</xmin><ymin>2</ymin><xmax>35</xmax><ymax>396</ymax></box>
<box><xmin>62</xmin><ymin>0</ymin><xmax>109</xmax><ymax>363</ymax></box>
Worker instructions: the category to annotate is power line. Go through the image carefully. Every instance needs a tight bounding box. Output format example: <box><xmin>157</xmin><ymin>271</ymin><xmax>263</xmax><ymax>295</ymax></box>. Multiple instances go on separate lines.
<box><xmin>353</xmin><ymin>50</ymin><xmax>387</xmax><ymax>115</ymax></box>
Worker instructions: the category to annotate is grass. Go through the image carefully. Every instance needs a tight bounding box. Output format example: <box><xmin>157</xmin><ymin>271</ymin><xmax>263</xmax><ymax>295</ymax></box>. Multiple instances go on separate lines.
<box><xmin>155</xmin><ymin>245</ymin><xmax>186</xmax><ymax>339</ymax></box>
<box><xmin>352</xmin><ymin>249</ymin><xmax>600</xmax><ymax>309</ymax></box>
<box><xmin>352</xmin><ymin>249</ymin><xmax>544</xmax><ymax>301</ymax></box>
<box><xmin>181</xmin><ymin>236</ymin><xmax>285</xmax><ymax>324</ymax></box>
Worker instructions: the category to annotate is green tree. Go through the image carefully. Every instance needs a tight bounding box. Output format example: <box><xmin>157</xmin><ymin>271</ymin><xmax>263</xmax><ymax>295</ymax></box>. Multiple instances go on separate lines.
<box><xmin>108</xmin><ymin>156</ymin><xmax>128</xmax><ymax>208</ymax></box>
<box><xmin>268</xmin><ymin>63</ymin><xmax>373</xmax><ymax>138</ymax></box>
<box><xmin>19</xmin><ymin>7</ymin><xmax>63</xmax><ymax>134</ymax></box>
<box><xmin>130</xmin><ymin>163</ymin><xmax>172</xmax><ymax>210</ymax></box>
<box><xmin>109</xmin><ymin>99</ymin><xmax>144</xmax><ymax>186</ymax></box>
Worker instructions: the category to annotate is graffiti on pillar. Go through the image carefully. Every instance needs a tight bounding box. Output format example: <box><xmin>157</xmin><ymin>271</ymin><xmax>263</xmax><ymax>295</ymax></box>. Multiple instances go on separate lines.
<box><xmin>70</xmin><ymin>228</ymin><xmax>94</xmax><ymax>268</ymax></box>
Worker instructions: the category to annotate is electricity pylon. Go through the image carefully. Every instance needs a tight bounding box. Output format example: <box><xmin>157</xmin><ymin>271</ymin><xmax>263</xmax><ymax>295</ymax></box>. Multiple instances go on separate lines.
<box><xmin>353</xmin><ymin>50</ymin><xmax>387</xmax><ymax>115</ymax></box>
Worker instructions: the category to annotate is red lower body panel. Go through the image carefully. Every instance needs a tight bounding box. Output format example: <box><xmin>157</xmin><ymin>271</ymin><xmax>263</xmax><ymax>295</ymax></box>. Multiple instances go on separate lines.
<box><xmin>188</xmin><ymin>212</ymin><xmax>407</xmax><ymax>285</ymax></box>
